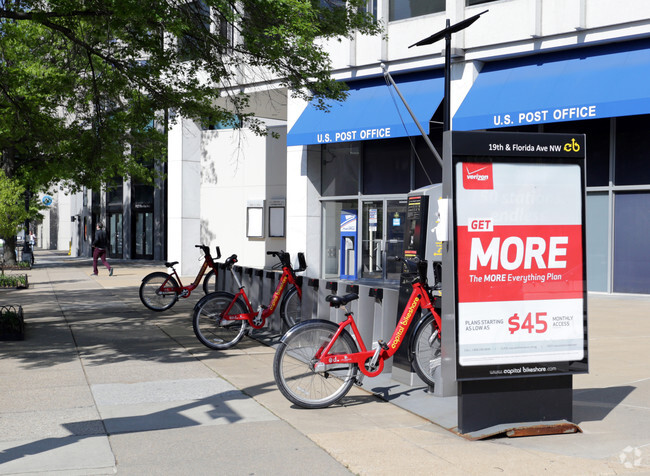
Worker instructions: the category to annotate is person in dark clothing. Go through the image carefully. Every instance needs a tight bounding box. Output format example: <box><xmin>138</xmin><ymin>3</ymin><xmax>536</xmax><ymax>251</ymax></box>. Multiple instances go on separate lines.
<box><xmin>92</xmin><ymin>223</ymin><xmax>113</xmax><ymax>276</ymax></box>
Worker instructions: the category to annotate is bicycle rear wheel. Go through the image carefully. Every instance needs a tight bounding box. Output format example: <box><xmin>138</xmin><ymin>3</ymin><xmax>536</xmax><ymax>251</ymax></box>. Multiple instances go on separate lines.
<box><xmin>202</xmin><ymin>269</ymin><xmax>218</xmax><ymax>294</ymax></box>
<box><xmin>410</xmin><ymin>312</ymin><xmax>441</xmax><ymax>388</ymax></box>
<box><xmin>273</xmin><ymin>320</ymin><xmax>358</xmax><ymax>409</ymax></box>
<box><xmin>279</xmin><ymin>286</ymin><xmax>302</xmax><ymax>328</ymax></box>
<box><xmin>139</xmin><ymin>272</ymin><xmax>179</xmax><ymax>311</ymax></box>
<box><xmin>192</xmin><ymin>292</ymin><xmax>247</xmax><ymax>350</ymax></box>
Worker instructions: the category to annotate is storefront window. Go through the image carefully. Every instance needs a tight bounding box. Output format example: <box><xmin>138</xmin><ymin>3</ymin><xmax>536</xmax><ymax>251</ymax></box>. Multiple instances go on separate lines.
<box><xmin>586</xmin><ymin>193</ymin><xmax>609</xmax><ymax>292</ymax></box>
<box><xmin>106</xmin><ymin>182</ymin><xmax>123</xmax><ymax>208</ymax></box>
<box><xmin>322</xmin><ymin>143</ymin><xmax>360</xmax><ymax>196</ymax></box>
<box><xmin>363</xmin><ymin>138</ymin><xmax>410</xmax><ymax>194</ymax></box>
<box><xmin>389</xmin><ymin>0</ymin><xmax>443</xmax><ymax>21</ymax></box>
<box><xmin>414</xmin><ymin>136</ymin><xmax>443</xmax><ymax>189</ymax></box>
<box><xmin>544</xmin><ymin>119</ymin><xmax>610</xmax><ymax>187</ymax></box>
<box><xmin>613</xmin><ymin>192</ymin><xmax>650</xmax><ymax>293</ymax></box>
<box><xmin>322</xmin><ymin>200</ymin><xmax>358</xmax><ymax>278</ymax></box>
<box><xmin>615</xmin><ymin>114</ymin><xmax>650</xmax><ymax>186</ymax></box>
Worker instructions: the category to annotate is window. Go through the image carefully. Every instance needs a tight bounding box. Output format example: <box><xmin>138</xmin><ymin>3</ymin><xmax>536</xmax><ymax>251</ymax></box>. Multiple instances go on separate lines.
<box><xmin>322</xmin><ymin>143</ymin><xmax>361</xmax><ymax>196</ymax></box>
<box><xmin>467</xmin><ymin>0</ymin><xmax>498</xmax><ymax>5</ymax></box>
<box><xmin>363</xmin><ymin>138</ymin><xmax>410</xmax><ymax>194</ymax></box>
<box><xmin>613</xmin><ymin>192</ymin><xmax>650</xmax><ymax>293</ymax></box>
<box><xmin>322</xmin><ymin>200</ymin><xmax>358</xmax><ymax>278</ymax></box>
<box><xmin>615</xmin><ymin>114</ymin><xmax>650</xmax><ymax>186</ymax></box>
<box><xmin>414</xmin><ymin>136</ymin><xmax>443</xmax><ymax>189</ymax></box>
<box><xmin>585</xmin><ymin>193</ymin><xmax>608</xmax><ymax>292</ymax></box>
<box><xmin>390</xmin><ymin>0</ymin><xmax>444</xmax><ymax>22</ymax></box>
<box><xmin>201</xmin><ymin>114</ymin><xmax>241</xmax><ymax>131</ymax></box>
<box><xmin>544</xmin><ymin>119</ymin><xmax>610</xmax><ymax>187</ymax></box>
<box><xmin>177</xmin><ymin>1</ymin><xmax>211</xmax><ymax>61</ymax></box>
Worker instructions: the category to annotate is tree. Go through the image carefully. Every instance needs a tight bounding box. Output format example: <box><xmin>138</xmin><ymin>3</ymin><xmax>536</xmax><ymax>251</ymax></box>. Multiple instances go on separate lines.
<box><xmin>0</xmin><ymin>0</ymin><xmax>381</xmax><ymax>192</ymax></box>
<box><xmin>0</xmin><ymin>170</ymin><xmax>41</xmax><ymax>265</ymax></box>
<box><xmin>0</xmin><ymin>0</ymin><xmax>381</xmax><ymax>255</ymax></box>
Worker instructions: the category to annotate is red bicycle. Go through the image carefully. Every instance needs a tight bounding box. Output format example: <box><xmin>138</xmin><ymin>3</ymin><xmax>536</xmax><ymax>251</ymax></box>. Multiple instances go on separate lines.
<box><xmin>139</xmin><ymin>245</ymin><xmax>221</xmax><ymax>311</ymax></box>
<box><xmin>273</xmin><ymin>256</ymin><xmax>441</xmax><ymax>408</ymax></box>
<box><xmin>192</xmin><ymin>250</ymin><xmax>307</xmax><ymax>350</ymax></box>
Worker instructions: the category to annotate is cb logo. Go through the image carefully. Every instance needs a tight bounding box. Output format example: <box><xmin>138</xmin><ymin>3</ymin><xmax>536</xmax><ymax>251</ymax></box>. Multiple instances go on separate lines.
<box><xmin>563</xmin><ymin>138</ymin><xmax>581</xmax><ymax>152</ymax></box>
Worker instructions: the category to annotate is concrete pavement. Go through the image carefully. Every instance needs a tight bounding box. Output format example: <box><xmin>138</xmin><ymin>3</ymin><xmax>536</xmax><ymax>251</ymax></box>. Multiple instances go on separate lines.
<box><xmin>0</xmin><ymin>249</ymin><xmax>648</xmax><ymax>475</ymax></box>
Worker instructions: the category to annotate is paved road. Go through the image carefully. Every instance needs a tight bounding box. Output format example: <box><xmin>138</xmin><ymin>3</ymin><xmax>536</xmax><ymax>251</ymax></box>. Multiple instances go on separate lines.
<box><xmin>0</xmin><ymin>250</ymin><xmax>648</xmax><ymax>475</ymax></box>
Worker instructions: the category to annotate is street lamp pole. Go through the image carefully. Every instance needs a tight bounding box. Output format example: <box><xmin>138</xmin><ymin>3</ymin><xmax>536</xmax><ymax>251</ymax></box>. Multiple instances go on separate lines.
<box><xmin>409</xmin><ymin>9</ymin><xmax>488</xmax><ymax>132</ymax></box>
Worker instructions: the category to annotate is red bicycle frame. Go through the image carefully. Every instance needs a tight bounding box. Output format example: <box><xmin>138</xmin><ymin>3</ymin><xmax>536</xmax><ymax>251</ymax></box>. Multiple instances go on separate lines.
<box><xmin>160</xmin><ymin>248</ymin><xmax>218</xmax><ymax>297</ymax></box>
<box><xmin>316</xmin><ymin>280</ymin><xmax>441</xmax><ymax>378</ymax></box>
<box><xmin>223</xmin><ymin>264</ymin><xmax>303</xmax><ymax>329</ymax></box>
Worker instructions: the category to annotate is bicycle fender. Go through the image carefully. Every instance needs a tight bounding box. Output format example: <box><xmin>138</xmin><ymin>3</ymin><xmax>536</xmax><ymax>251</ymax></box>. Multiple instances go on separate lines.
<box><xmin>279</xmin><ymin>319</ymin><xmax>341</xmax><ymax>343</ymax></box>
<box><xmin>193</xmin><ymin>291</ymin><xmax>237</xmax><ymax>309</ymax></box>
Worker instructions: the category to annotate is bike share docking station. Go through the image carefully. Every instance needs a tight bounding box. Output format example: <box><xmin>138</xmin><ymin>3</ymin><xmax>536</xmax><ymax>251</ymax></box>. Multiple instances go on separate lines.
<box><xmin>392</xmin><ymin>183</ymin><xmax>444</xmax><ymax>389</ymax></box>
<box><xmin>438</xmin><ymin>130</ymin><xmax>589</xmax><ymax>437</ymax></box>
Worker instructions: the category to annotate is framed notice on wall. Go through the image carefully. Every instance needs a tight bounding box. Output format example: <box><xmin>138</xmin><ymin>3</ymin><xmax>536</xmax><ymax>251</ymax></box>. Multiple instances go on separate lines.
<box><xmin>268</xmin><ymin>199</ymin><xmax>286</xmax><ymax>237</ymax></box>
<box><xmin>246</xmin><ymin>200</ymin><xmax>264</xmax><ymax>238</ymax></box>
<box><xmin>452</xmin><ymin>131</ymin><xmax>588</xmax><ymax>380</ymax></box>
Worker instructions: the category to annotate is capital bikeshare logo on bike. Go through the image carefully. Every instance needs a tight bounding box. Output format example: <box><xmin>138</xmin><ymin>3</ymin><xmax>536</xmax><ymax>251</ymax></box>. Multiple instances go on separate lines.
<box><xmin>391</xmin><ymin>296</ymin><xmax>420</xmax><ymax>350</ymax></box>
<box><xmin>463</xmin><ymin>163</ymin><xmax>493</xmax><ymax>190</ymax></box>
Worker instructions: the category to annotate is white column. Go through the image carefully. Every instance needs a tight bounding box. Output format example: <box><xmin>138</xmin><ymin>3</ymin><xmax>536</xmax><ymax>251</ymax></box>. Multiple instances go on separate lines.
<box><xmin>167</xmin><ymin>117</ymin><xmax>202</xmax><ymax>276</ymax></box>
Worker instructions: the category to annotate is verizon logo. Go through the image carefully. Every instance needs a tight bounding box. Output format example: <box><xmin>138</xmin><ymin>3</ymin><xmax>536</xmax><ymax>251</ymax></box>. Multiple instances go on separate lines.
<box><xmin>462</xmin><ymin>163</ymin><xmax>493</xmax><ymax>189</ymax></box>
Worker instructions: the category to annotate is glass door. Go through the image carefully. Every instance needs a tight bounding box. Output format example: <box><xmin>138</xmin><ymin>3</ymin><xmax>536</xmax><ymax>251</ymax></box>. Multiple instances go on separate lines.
<box><xmin>386</xmin><ymin>199</ymin><xmax>408</xmax><ymax>280</ymax></box>
<box><xmin>361</xmin><ymin>201</ymin><xmax>383</xmax><ymax>279</ymax></box>
<box><xmin>361</xmin><ymin>199</ymin><xmax>408</xmax><ymax>281</ymax></box>
<box><xmin>133</xmin><ymin>211</ymin><xmax>154</xmax><ymax>259</ymax></box>
<box><xmin>108</xmin><ymin>213</ymin><xmax>123</xmax><ymax>258</ymax></box>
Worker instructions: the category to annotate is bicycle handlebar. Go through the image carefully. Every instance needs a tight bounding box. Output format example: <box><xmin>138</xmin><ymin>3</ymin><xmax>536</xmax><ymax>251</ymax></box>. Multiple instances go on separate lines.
<box><xmin>267</xmin><ymin>250</ymin><xmax>291</xmax><ymax>268</ymax></box>
<box><xmin>393</xmin><ymin>255</ymin><xmax>428</xmax><ymax>286</ymax></box>
<box><xmin>195</xmin><ymin>244</ymin><xmax>221</xmax><ymax>260</ymax></box>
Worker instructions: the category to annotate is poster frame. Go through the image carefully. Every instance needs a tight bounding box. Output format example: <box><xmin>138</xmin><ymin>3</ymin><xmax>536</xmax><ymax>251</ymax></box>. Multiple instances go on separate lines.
<box><xmin>451</xmin><ymin>131</ymin><xmax>589</xmax><ymax>381</ymax></box>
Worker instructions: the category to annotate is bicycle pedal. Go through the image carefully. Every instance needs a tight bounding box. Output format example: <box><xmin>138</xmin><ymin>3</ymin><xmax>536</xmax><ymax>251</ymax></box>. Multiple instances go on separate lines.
<box><xmin>377</xmin><ymin>340</ymin><xmax>389</xmax><ymax>351</ymax></box>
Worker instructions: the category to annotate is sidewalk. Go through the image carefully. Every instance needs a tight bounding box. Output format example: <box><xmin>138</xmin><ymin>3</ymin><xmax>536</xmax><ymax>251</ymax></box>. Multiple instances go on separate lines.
<box><xmin>0</xmin><ymin>249</ymin><xmax>648</xmax><ymax>475</ymax></box>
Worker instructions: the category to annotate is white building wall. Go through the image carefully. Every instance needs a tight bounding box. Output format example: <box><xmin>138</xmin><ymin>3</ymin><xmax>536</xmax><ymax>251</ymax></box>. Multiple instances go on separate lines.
<box><xmin>198</xmin><ymin>123</ymin><xmax>288</xmax><ymax>271</ymax></box>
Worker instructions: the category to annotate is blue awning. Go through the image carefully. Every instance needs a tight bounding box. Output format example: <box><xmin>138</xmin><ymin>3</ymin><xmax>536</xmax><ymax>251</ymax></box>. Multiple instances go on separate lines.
<box><xmin>288</xmin><ymin>71</ymin><xmax>444</xmax><ymax>146</ymax></box>
<box><xmin>454</xmin><ymin>39</ymin><xmax>650</xmax><ymax>131</ymax></box>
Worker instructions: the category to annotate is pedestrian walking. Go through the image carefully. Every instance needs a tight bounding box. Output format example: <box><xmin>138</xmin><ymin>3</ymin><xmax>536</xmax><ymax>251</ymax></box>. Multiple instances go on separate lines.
<box><xmin>92</xmin><ymin>223</ymin><xmax>113</xmax><ymax>276</ymax></box>
<box><xmin>28</xmin><ymin>231</ymin><xmax>36</xmax><ymax>264</ymax></box>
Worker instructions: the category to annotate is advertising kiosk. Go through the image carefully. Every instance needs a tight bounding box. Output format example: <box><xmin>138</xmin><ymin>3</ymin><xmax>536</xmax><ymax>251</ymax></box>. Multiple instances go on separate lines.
<box><xmin>444</xmin><ymin>131</ymin><xmax>589</xmax><ymax>435</ymax></box>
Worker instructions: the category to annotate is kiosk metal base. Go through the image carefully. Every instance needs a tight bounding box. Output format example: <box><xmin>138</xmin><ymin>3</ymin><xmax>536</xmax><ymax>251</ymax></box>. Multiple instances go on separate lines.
<box><xmin>458</xmin><ymin>375</ymin><xmax>574</xmax><ymax>435</ymax></box>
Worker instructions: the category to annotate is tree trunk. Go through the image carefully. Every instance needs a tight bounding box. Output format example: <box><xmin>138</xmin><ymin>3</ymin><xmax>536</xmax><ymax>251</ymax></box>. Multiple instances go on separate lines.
<box><xmin>2</xmin><ymin>236</ymin><xmax>18</xmax><ymax>266</ymax></box>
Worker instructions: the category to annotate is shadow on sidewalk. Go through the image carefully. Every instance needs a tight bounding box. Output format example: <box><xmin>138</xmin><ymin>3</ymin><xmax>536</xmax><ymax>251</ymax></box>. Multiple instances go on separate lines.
<box><xmin>573</xmin><ymin>385</ymin><xmax>636</xmax><ymax>423</ymax></box>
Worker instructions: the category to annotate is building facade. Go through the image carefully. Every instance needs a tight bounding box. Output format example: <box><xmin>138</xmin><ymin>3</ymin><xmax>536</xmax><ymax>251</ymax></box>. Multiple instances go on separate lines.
<box><xmin>279</xmin><ymin>0</ymin><xmax>650</xmax><ymax>296</ymax></box>
<box><xmin>43</xmin><ymin>0</ymin><xmax>650</xmax><ymax>296</ymax></box>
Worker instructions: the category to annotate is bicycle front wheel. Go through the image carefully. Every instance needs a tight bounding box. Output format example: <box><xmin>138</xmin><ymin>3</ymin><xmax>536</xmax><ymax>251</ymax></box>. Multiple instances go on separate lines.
<box><xmin>202</xmin><ymin>269</ymin><xmax>218</xmax><ymax>294</ymax></box>
<box><xmin>279</xmin><ymin>286</ymin><xmax>302</xmax><ymax>328</ymax></box>
<box><xmin>410</xmin><ymin>312</ymin><xmax>441</xmax><ymax>388</ymax></box>
<box><xmin>273</xmin><ymin>320</ymin><xmax>358</xmax><ymax>409</ymax></box>
<box><xmin>192</xmin><ymin>292</ymin><xmax>247</xmax><ymax>350</ymax></box>
<box><xmin>139</xmin><ymin>272</ymin><xmax>179</xmax><ymax>311</ymax></box>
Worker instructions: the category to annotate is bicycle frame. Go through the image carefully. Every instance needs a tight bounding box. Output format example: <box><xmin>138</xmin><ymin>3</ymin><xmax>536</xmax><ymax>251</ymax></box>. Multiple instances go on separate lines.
<box><xmin>224</xmin><ymin>265</ymin><xmax>302</xmax><ymax>329</ymax></box>
<box><xmin>160</xmin><ymin>249</ymin><xmax>218</xmax><ymax>297</ymax></box>
<box><xmin>316</xmin><ymin>281</ymin><xmax>440</xmax><ymax>378</ymax></box>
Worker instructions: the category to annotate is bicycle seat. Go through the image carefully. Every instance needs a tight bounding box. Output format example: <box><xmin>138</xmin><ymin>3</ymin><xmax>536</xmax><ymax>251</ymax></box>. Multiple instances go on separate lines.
<box><xmin>165</xmin><ymin>261</ymin><xmax>178</xmax><ymax>267</ymax></box>
<box><xmin>326</xmin><ymin>293</ymin><xmax>359</xmax><ymax>308</ymax></box>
